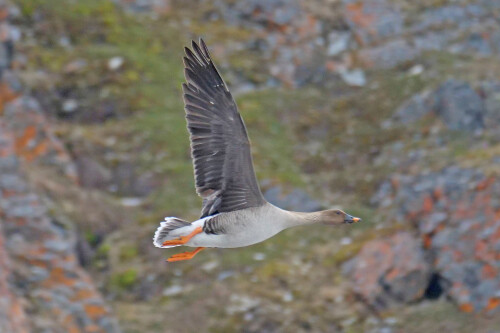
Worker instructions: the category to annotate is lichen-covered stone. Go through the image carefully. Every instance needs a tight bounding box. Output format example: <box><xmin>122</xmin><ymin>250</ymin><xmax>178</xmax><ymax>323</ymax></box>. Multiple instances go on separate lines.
<box><xmin>343</xmin><ymin>232</ymin><xmax>431</xmax><ymax>310</ymax></box>
<box><xmin>0</xmin><ymin>118</ymin><xmax>121</xmax><ymax>332</ymax></box>
<box><xmin>0</xmin><ymin>223</ymin><xmax>30</xmax><ymax>333</ymax></box>
<box><xmin>3</xmin><ymin>96</ymin><xmax>78</xmax><ymax>179</ymax></box>
<box><xmin>0</xmin><ymin>3</ymin><xmax>120</xmax><ymax>331</ymax></box>
<box><xmin>372</xmin><ymin>166</ymin><xmax>500</xmax><ymax>313</ymax></box>
<box><xmin>342</xmin><ymin>0</ymin><xmax>405</xmax><ymax>46</ymax></box>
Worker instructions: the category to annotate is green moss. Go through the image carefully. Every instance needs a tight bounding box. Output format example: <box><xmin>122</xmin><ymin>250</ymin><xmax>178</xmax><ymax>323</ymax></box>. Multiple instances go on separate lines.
<box><xmin>97</xmin><ymin>243</ymin><xmax>111</xmax><ymax>257</ymax></box>
<box><xmin>119</xmin><ymin>244</ymin><xmax>139</xmax><ymax>261</ymax></box>
<box><xmin>256</xmin><ymin>261</ymin><xmax>292</xmax><ymax>280</ymax></box>
<box><xmin>84</xmin><ymin>230</ymin><xmax>99</xmax><ymax>247</ymax></box>
<box><xmin>111</xmin><ymin>269</ymin><xmax>138</xmax><ymax>290</ymax></box>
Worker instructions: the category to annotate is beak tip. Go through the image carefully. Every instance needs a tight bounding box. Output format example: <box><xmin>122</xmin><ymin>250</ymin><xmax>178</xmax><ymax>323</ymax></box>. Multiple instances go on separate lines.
<box><xmin>353</xmin><ymin>217</ymin><xmax>361</xmax><ymax>223</ymax></box>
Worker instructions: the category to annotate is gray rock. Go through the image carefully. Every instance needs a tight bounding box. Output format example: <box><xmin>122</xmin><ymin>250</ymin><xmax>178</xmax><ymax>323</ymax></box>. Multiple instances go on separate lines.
<box><xmin>372</xmin><ymin>167</ymin><xmax>500</xmax><ymax>312</ymax></box>
<box><xmin>433</xmin><ymin>80</ymin><xmax>485</xmax><ymax>131</ymax></box>
<box><xmin>480</xmin><ymin>81</ymin><xmax>500</xmax><ymax>128</ymax></box>
<box><xmin>395</xmin><ymin>80</ymin><xmax>488</xmax><ymax>132</ymax></box>
<box><xmin>358</xmin><ymin>40</ymin><xmax>419</xmax><ymax>69</ymax></box>
<box><xmin>264</xmin><ymin>185</ymin><xmax>322</xmax><ymax>212</ymax></box>
<box><xmin>132</xmin><ymin>172</ymin><xmax>156</xmax><ymax>197</ymax></box>
<box><xmin>343</xmin><ymin>0</ymin><xmax>405</xmax><ymax>46</ymax></box>
<box><xmin>339</xmin><ymin>68</ymin><xmax>367</xmax><ymax>87</ymax></box>
<box><xmin>327</xmin><ymin>31</ymin><xmax>350</xmax><ymax>56</ymax></box>
<box><xmin>491</xmin><ymin>30</ymin><xmax>500</xmax><ymax>54</ymax></box>
<box><xmin>75</xmin><ymin>155</ymin><xmax>112</xmax><ymax>190</ymax></box>
<box><xmin>343</xmin><ymin>232</ymin><xmax>431</xmax><ymax>310</ymax></box>
<box><xmin>394</xmin><ymin>90</ymin><xmax>434</xmax><ymax>123</ymax></box>
<box><xmin>413</xmin><ymin>30</ymin><xmax>461</xmax><ymax>52</ymax></box>
<box><xmin>112</xmin><ymin>161</ymin><xmax>155</xmax><ymax>196</ymax></box>
<box><xmin>411</xmin><ymin>6</ymin><xmax>467</xmax><ymax>33</ymax></box>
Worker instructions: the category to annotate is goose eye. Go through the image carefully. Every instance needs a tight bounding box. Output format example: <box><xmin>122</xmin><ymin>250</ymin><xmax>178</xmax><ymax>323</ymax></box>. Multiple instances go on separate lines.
<box><xmin>336</xmin><ymin>212</ymin><xmax>341</xmax><ymax>215</ymax></box>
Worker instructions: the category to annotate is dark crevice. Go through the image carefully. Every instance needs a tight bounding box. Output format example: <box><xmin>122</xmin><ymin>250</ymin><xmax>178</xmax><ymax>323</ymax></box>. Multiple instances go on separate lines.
<box><xmin>424</xmin><ymin>273</ymin><xmax>444</xmax><ymax>300</ymax></box>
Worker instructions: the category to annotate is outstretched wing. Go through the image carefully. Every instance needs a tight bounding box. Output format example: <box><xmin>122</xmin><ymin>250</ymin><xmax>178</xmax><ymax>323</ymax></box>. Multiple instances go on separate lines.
<box><xmin>182</xmin><ymin>39</ymin><xmax>266</xmax><ymax>218</ymax></box>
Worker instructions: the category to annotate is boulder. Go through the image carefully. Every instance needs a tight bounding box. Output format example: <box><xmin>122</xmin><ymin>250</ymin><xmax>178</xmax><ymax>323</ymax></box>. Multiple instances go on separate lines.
<box><xmin>394</xmin><ymin>79</ymin><xmax>488</xmax><ymax>132</ymax></box>
<box><xmin>357</xmin><ymin>39</ymin><xmax>419</xmax><ymax>69</ymax></box>
<box><xmin>75</xmin><ymin>155</ymin><xmax>112</xmax><ymax>190</ymax></box>
<box><xmin>433</xmin><ymin>80</ymin><xmax>485</xmax><ymax>131</ymax></box>
<box><xmin>342</xmin><ymin>232</ymin><xmax>431</xmax><ymax>310</ymax></box>
<box><xmin>342</xmin><ymin>0</ymin><xmax>405</xmax><ymax>46</ymax></box>
<box><xmin>372</xmin><ymin>166</ymin><xmax>500</xmax><ymax>313</ymax></box>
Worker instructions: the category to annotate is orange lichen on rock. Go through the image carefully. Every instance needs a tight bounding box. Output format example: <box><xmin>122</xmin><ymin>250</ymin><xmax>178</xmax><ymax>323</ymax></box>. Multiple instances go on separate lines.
<box><xmin>0</xmin><ymin>7</ymin><xmax>119</xmax><ymax>332</ymax></box>
<box><xmin>0</xmin><ymin>83</ymin><xmax>19</xmax><ymax>112</ymax></box>
<box><xmin>486</xmin><ymin>298</ymin><xmax>500</xmax><ymax>311</ymax></box>
<box><xmin>475</xmin><ymin>240</ymin><xmax>495</xmax><ymax>262</ymax></box>
<box><xmin>345</xmin><ymin>2</ymin><xmax>374</xmax><ymax>30</ymax></box>
<box><xmin>481</xmin><ymin>264</ymin><xmax>496</xmax><ymax>280</ymax></box>
<box><xmin>0</xmin><ymin>225</ymin><xmax>30</xmax><ymax>333</ymax></box>
<box><xmin>385</xmin><ymin>267</ymin><xmax>400</xmax><ymax>281</ymax></box>
<box><xmin>42</xmin><ymin>267</ymin><xmax>77</xmax><ymax>287</ymax></box>
<box><xmin>344</xmin><ymin>232</ymin><xmax>430</xmax><ymax>309</ymax></box>
<box><xmin>371</xmin><ymin>167</ymin><xmax>500</xmax><ymax>313</ymax></box>
<box><xmin>433</xmin><ymin>187</ymin><xmax>444</xmax><ymax>200</ymax></box>
<box><xmin>422</xmin><ymin>195</ymin><xmax>433</xmax><ymax>213</ymax></box>
<box><xmin>72</xmin><ymin>289</ymin><xmax>97</xmax><ymax>302</ymax></box>
<box><xmin>423</xmin><ymin>234</ymin><xmax>432</xmax><ymax>249</ymax></box>
<box><xmin>84</xmin><ymin>304</ymin><xmax>108</xmax><ymax>320</ymax></box>
<box><xmin>14</xmin><ymin>125</ymin><xmax>37</xmax><ymax>152</ymax></box>
<box><xmin>476</xmin><ymin>177</ymin><xmax>494</xmax><ymax>191</ymax></box>
<box><xmin>84</xmin><ymin>324</ymin><xmax>104</xmax><ymax>333</ymax></box>
<box><xmin>460</xmin><ymin>303</ymin><xmax>474</xmax><ymax>313</ymax></box>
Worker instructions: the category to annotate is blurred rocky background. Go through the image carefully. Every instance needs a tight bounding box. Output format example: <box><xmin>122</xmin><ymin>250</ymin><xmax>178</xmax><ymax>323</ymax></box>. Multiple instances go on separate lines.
<box><xmin>0</xmin><ymin>0</ymin><xmax>499</xmax><ymax>332</ymax></box>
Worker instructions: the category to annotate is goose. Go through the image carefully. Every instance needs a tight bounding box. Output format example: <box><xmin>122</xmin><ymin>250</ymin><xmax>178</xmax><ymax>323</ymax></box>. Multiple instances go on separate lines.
<box><xmin>153</xmin><ymin>39</ymin><xmax>361</xmax><ymax>262</ymax></box>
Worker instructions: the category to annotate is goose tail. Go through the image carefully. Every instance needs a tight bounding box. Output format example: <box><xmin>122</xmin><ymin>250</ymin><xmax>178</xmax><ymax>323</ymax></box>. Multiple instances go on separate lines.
<box><xmin>153</xmin><ymin>217</ymin><xmax>192</xmax><ymax>248</ymax></box>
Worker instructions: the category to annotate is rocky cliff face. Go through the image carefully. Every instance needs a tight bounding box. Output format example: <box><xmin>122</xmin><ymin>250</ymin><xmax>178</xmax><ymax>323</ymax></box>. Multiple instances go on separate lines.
<box><xmin>366</xmin><ymin>167</ymin><xmax>500</xmax><ymax>313</ymax></box>
<box><xmin>344</xmin><ymin>167</ymin><xmax>500</xmax><ymax>313</ymax></box>
<box><xmin>0</xmin><ymin>3</ymin><xmax>120</xmax><ymax>331</ymax></box>
<box><xmin>168</xmin><ymin>0</ymin><xmax>500</xmax><ymax>88</ymax></box>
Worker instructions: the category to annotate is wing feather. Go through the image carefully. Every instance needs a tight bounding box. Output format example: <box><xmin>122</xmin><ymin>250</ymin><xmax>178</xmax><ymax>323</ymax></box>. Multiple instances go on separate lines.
<box><xmin>182</xmin><ymin>39</ymin><xmax>265</xmax><ymax>218</ymax></box>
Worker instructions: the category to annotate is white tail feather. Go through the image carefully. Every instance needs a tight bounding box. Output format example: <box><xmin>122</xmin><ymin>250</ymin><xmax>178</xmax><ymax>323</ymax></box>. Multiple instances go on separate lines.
<box><xmin>153</xmin><ymin>217</ymin><xmax>191</xmax><ymax>248</ymax></box>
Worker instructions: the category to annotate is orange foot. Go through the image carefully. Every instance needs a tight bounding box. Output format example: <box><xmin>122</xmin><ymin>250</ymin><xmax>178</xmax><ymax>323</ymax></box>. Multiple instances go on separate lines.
<box><xmin>167</xmin><ymin>247</ymin><xmax>205</xmax><ymax>262</ymax></box>
<box><xmin>162</xmin><ymin>226</ymin><xmax>203</xmax><ymax>246</ymax></box>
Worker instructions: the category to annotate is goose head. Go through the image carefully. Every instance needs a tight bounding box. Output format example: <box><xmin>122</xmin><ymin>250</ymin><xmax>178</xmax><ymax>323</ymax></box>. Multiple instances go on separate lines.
<box><xmin>319</xmin><ymin>209</ymin><xmax>361</xmax><ymax>225</ymax></box>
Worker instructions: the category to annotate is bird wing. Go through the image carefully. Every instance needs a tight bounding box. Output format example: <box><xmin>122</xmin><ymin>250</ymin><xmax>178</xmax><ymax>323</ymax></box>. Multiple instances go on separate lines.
<box><xmin>182</xmin><ymin>39</ymin><xmax>266</xmax><ymax>218</ymax></box>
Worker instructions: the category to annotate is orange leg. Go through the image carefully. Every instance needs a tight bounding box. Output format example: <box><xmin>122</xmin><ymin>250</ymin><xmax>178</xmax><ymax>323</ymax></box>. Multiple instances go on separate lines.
<box><xmin>162</xmin><ymin>226</ymin><xmax>203</xmax><ymax>246</ymax></box>
<box><xmin>167</xmin><ymin>247</ymin><xmax>205</xmax><ymax>262</ymax></box>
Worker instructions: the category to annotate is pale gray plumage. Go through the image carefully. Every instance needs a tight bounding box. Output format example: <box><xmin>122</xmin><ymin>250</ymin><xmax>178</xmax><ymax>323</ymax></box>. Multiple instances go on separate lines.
<box><xmin>182</xmin><ymin>39</ymin><xmax>265</xmax><ymax>218</ymax></box>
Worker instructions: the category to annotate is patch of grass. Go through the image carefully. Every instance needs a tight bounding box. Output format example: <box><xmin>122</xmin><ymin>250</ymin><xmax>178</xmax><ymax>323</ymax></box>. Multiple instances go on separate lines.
<box><xmin>378</xmin><ymin>299</ymin><xmax>500</xmax><ymax>333</ymax></box>
<box><xmin>111</xmin><ymin>269</ymin><xmax>138</xmax><ymax>290</ymax></box>
<box><xmin>326</xmin><ymin>223</ymin><xmax>409</xmax><ymax>265</ymax></box>
<box><xmin>84</xmin><ymin>230</ymin><xmax>100</xmax><ymax>247</ymax></box>
<box><xmin>96</xmin><ymin>242</ymin><xmax>111</xmax><ymax>257</ymax></box>
<box><xmin>119</xmin><ymin>244</ymin><xmax>139</xmax><ymax>261</ymax></box>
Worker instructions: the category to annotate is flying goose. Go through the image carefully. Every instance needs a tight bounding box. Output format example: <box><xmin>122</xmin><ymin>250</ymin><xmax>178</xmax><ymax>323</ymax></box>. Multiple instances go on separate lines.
<box><xmin>153</xmin><ymin>39</ymin><xmax>361</xmax><ymax>262</ymax></box>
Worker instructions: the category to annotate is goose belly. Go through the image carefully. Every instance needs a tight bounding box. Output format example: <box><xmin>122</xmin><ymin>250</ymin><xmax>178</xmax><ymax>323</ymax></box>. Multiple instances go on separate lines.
<box><xmin>187</xmin><ymin>222</ymin><xmax>283</xmax><ymax>248</ymax></box>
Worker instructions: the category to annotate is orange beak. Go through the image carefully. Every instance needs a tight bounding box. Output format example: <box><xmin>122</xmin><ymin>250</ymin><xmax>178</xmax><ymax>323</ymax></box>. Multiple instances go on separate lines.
<box><xmin>352</xmin><ymin>217</ymin><xmax>361</xmax><ymax>223</ymax></box>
